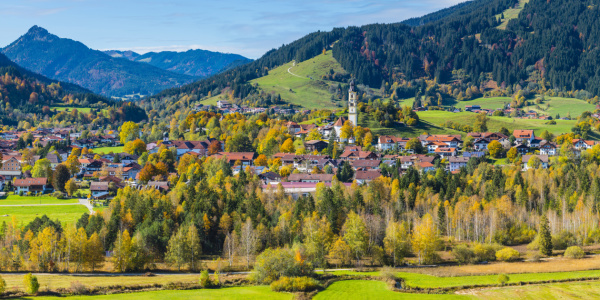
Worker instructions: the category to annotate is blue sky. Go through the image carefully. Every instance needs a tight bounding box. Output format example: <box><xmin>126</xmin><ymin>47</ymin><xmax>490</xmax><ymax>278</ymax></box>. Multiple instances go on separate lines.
<box><xmin>0</xmin><ymin>0</ymin><xmax>464</xmax><ymax>59</ymax></box>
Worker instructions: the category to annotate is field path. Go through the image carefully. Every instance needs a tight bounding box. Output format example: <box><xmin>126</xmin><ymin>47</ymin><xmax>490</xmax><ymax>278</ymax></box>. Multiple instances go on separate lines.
<box><xmin>287</xmin><ymin>66</ymin><xmax>309</xmax><ymax>79</ymax></box>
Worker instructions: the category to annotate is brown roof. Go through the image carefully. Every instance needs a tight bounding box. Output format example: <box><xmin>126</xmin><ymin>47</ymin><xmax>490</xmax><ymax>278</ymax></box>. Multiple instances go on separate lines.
<box><xmin>333</xmin><ymin>117</ymin><xmax>348</xmax><ymax>127</ymax></box>
<box><xmin>213</xmin><ymin>152</ymin><xmax>256</xmax><ymax>161</ymax></box>
<box><xmin>14</xmin><ymin>178</ymin><xmax>48</xmax><ymax>187</ymax></box>
<box><xmin>355</xmin><ymin>170</ymin><xmax>382</xmax><ymax>180</ymax></box>
<box><xmin>288</xmin><ymin>173</ymin><xmax>334</xmax><ymax>182</ymax></box>
<box><xmin>90</xmin><ymin>181</ymin><xmax>109</xmax><ymax>191</ymax></box>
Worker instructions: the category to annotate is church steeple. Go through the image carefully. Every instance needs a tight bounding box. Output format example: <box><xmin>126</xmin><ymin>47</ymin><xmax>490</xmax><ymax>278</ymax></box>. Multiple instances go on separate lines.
<box><xmin>348</xmin><ymin>80</ymin><xmax>358</xmax><ymax>126</ymax></box>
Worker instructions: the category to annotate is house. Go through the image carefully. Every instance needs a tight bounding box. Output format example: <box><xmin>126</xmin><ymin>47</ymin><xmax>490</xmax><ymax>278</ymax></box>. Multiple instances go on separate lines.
<box><xmin>418</xmin><ymin>161</ymin><xmax>436</xmax><ymax>173</ymax></box>
<box><xmin>522</xmin><ymin>155</ymin><xmax>549</xmax><ymax>170</ymax></box>
<box><xmin>513</xmin><ymin>143</ymin><xmax>530</xmax><ymax>155</ymax></box>
<box><xmin>0</xmin><ymin>156</ymin><xmax>22</xmax><ymax>180</ymax></box>
<box><xmin>427</xmin><ymin>142</ymin><xmax>449</xmax><ymax>153</ymax></box>
<box><xmin>449</xmin><ymin>156</ymin><xmax>470</xmax><ymax>172</ymax></box>
<box><xmin>90</xmin><ymin>182</ymin><xmax>110</xmax><ymax>199</ymax></box>
<box><xmin>288</xmin><ymin>173</ymin><xmax>334</xmax><ymax>183</ymax></box>
<box><xmin>304</xmin><ymin>140</ymin><xmax>328</xmax><ymax>153</ymax></box>
<box><xmin>473</xmin><ymin>138</ymin><xmax>490</xmax><ymax>151</ymax></box>
<box><xmin>513</xmin><ymin>130</ymin><xmax>535</xmax><ymax>145</ymax></box>
<box><xmin>464</xmin><ymin>105</ymin><xmax>481</xmax><ymax>112</ymax></box>
<box><xmin>117</xmin><ymin>153</ymin><xmax>139</xmax><ymax>164</ymax></box>
<box><xmin>259</xmin><ymin>171</ymin><xmax>282</xmax><ymax>184</ymax></box>
<box><xmin>286</xmin><ymin>122</ymin><xmax>302</xmax><ymax>134</ymax></box>
<box><xmin>539</xmin><ymin>141</ymin><xmax>558</xmax><ymax>156</ymax></box>
<box><xmin>572</xmin><ymin>139</ymin><xmax>595</xmax><ymax>150</ymax></box>
<box><xmin>122</xmin><ymin>163</ymin><xmax>142</xmax><ymax>180</ymax></box>
<box><xmin>355</xmin><ymin>170</ymin><xmax>382</xmax><ymax>184</ymax></box>
<box><xmin>14</xmin><ymin>178</ymin><xmax>50</xmax><ymax>194</ymax></box>
<box><xmin>147</xmin><ymin>181</ymin><xmax>170</xmax><ymax>192</ymax></box>
<box><xmin>212</xmin><ymin>152</ymin><xmax>256</xmax><ymax>166</ymax></box>
<box><xmin>420</xmin><ymin>135</ymin><xmax>462</xmax><ymax>148</ymax></box>
<box><xmin>340</xmin><ymin>150</ymin><xmax>378</xmax><ymax>160</ymax></box>
<box><xmin>46</xmin><ymin>153</ymin><xmax>61</xmax><ymax>169</ymax></box>
<box><xmin>350</xmin><ymin>159</ymin><xmax>381</xmax><ymax>171</ymax></box>
<box><xmin>333</xmin><ymin>117</ymin><xmax>348</xmax><ymax>141</ymax></box>
<box><xmin>434</xmin><ymin>147</ymin><xmax>457</xmax><ymax>157</ymax></box>
<box><xmin>217</xmin><ymin>100</ymin><xmax>231</xmax><ymax>109</ymax></box>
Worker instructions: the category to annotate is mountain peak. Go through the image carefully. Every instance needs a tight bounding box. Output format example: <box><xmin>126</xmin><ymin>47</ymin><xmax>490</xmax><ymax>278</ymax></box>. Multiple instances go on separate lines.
<box><xmin>26</xmin><ymin>25</ymin><xmax>50</xmax><ymax>36</ymax></box>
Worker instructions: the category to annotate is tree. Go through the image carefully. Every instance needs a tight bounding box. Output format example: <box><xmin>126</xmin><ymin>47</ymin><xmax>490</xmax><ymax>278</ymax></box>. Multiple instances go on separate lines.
<box><xmin>113</xmin><ymin>230</ymin><xmax>134</xmax><ymax>272</ymax></box>
<box><xmin>406</xmin><ymin>138</ymin><xmax>424</xmax><ymax>154</ymax></box>
<box><xmin>186</xmin><ymin>225</ymin><xmax>202</xmax><ymax>271</ymax></box>
<box><xmin>119</xmin><ymin>121</ymin><xmax>140</xmax><ymax>144</ymax></box>
<box><xmin>85</xmin><ymin>232</ymin><xmax>104</xmax><ymax>271</ymax></box>
<box><xmin>166</xmin><ymin>226</ymin><xmax>187</xmax><ymax>271</ymax></box>
<box><xmin>254</xmin><ymin>154</ymin><xmax>268</xmax><ymax>166</ymax></box>
<box><xmin>240</xmin><ymin>218</ymin><xmax>258</xmax><ymax>269</ymax></box>
<box><xmin>31</xmin><ymin>158</ymin><xmax>51</xmax><ymax>178</ymax></box>
<box><xmin>124</xmin><ymin>139</ymin><xmax>147</xmax><ymax>156</ymax></box>
<box><xmin>539</xmin><ymin>215</ymin><xmax>553</xmax><ymax>256</ymax></box>
<box><xmin>336</xmin><ymin>161</ymin><xmax>354</xmax><ymax>182</ymax></box>
<box><xmin>306</xmin><ymin>129</ymin><xmax>321</xmax><ymax>141</ymax></box>
<box><xmin>383</xmin><ymin>221</ymin><xmax>411</xmax><ymax>266</ymax></box>
<box><xmin>279</xmin><ymin>166</ymin><xmax>291</xmax><ymax>178</ymax></box>
<box><xmin>474</xmin><ymin>112</ymin><xmax>488</xmax><ymax>132</ymax></box>
<box><xmin>52</xmin><ymin>164</ymin><xmax>70</xmax><ymax>192</ymax></box>
<box><xmin>23</xmin><ymin>273</ymin><xmax>39</xmax><ymax>294</ymax></box>
<box><xmin>340</xmin><ymin>121</ymin><xmax>353</xmax><ymax>140</ymax></box>
<box><xmin>507</xmin><ymin>147</ymin><xmax>518</xmax><ymax>162</ymax></box>
<box><xmin>342</xmin><ymin>212</ymin><xmax>368</xmax><ymax>266</ymax></box>
<box><xmin>253</xmin><ymin>248</ymin><xmax>312</xmax><ymax>284</ymax></box>
<box><xmin>302</xmin><ymin>212</ymin><xmax>333</xmax><ymax>268</ymax></box>
<box><xmin>65</xmin><ymin>178</ymin><xmax>78</xmax><ymax>197</ymax></box>
<box><xmin>527</xmin><ymin>155</ymin><xmax>541</xmax><ymax>169</ymax></box>
<box><xmin>328</xmin><ymin>237</ymin><xmax>352</xmax><ymax>268</ymax></box>
<box><xmin>0</xmin><ymin>274</ymin><xmax>5</xmax><ymax>294</ymax></box>
<box><xmin>64</xmin><ymin>155</ymin><xmax>81</xmax><ymax>175</ymax></box>
<box><xmin>280</xmin><ymin>138</ymin><xmax>295</xmax><ymax>153</ymax></box>
<box><xmin>223</xmin><ymin>231</ymin><xmax>237</xmax><ymax>267</ymax></box>
<box><xmin>487</xmin><ymin>140</ymin><xmax>503</xmax><ymax>158</ymax></box>
<box><xmin>412</xmin><ymin>214</ymin><xmax>439</xmax><ymax>264</ymax></box>
<box><xmin>226</xmin><ymin>134</ymin><xmax>253</xmax><ymax>152</ymax></box>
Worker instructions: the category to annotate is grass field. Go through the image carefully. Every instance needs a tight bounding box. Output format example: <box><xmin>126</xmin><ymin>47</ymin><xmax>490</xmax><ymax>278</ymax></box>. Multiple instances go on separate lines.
<box><xmin>250</xmin><ymin>50</ymin><xmax>347</xmax><ymax>109</ymax></box>
<box><xmin>0</xmin><ymin>204</ymin><xmax>89</xmax><ymax>225</ymax></box>
<box><xmin>92</xmin><ymin>146</ymin><xmax>124</xmax><ymax>154</ymax></box>
<box><xmin>417</xmin><ymin>111</ymin><xmax>577</xmax><ymax>137</ymax></box>
<box><xmin>358</xmin><ymin>112</ymin><xmax>466</xmax><ymax>138</ymax></box>
<box><xmin>51</xmin><ymin>106</ymin><xmax>94</xmax><ymax>113</ymax></box>
<box><xmin>496</xmin><ymin>0</ymin><xmax>530</xmax><ymax>30</ymax></box>
<box><xmin>25</xmin><ymin>286</ymin><xmax>292</xmax><ymax>300</ymax></box>
<box><xmin>2</xmin><ymin>274</ymin><xmax>198</xmax><ymax>290</ymax></box>
<box><xmin>0</xmin><ymin>194</ymin><xmax>78</xmax><ymax>205</ymax></box>
<box><xmin>454</xmin><ymin>96</ymin><xmax>595</xmax><ymax>118</ymax></box>
<box><xmin>472</xmin><ymin>281</ymin><xmax>600</xmax><ymax>299</ymax></box>
<box><xmin>313</xmin><ymin>280</ymin><xmax>466</xmax><ymax>300</ymax></box>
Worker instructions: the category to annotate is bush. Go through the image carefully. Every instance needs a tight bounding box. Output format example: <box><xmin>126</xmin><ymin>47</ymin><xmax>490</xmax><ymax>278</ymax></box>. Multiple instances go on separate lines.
<box><xmin>270</xmin><ymin>276</ymin><xmax>320</xmax><ymax>292</ymax></box>
<box><xmin>473</xmin><ymin>243</ymin><xmax>498</xmax><ymax>262</ymax></box>
<box><xmin>253</xmin><ymin>248</ymin><xmax>313</xmax><ymax>284</ymax></box>
<box><xmin>498</xmin><ymin>274</ymin><xmax>509</xmax><ymax>285</ymax></box>
<box><xmin>528</xmin><ymin>252</ymin><xmax>542</xmax><ymax>262</ymax></box>
<box><xmin>70</xmin><ymin>281</ymin><xmax>89</xmax><ymax>295</ymax></box>
<box><xmin>564</xmin><ymin>246</ymin><xmax>585</xmax><ymax>259</ymax></box>
<box><xmin>199</xmin><ymin>270</ymin><xmax>211</xmax><ymax>288</ymax></box>
<box><xmin>0</xmin><ymin>275</ymin><xmax>5</xmax><ymax>294</ymax></box>
<box><xmin>379</xmin><ymin>266</ymin><xmax>397</xmax><ymax>281</ymax></box>
<box><xmin>24</xmin><ymin>273</ymin><xmax>39</xmax><ymax>294</ymax></box>
<box><xmin>452</xmin><ymin>245</ymin><xmax>476</xmax><ymax>264</ymax></box>
<box><xmin>52</xmin><ymin>191</ymin><xmax>65</xmax><ymax>199</ymax></box>
<box><xmin>495</xmin><ymin>247</ymin><xmax>520</xmax><ymax>262</ymax></box>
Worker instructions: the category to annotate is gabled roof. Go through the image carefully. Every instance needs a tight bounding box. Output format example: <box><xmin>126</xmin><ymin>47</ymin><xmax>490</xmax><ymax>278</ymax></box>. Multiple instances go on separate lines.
<box><xmin>355</xmin><ymin>170</ymin><xmax>382</xmax><ymax>180</ymax></box>
<box><xmin>333</xmin><ymin>117</ymin><xmax>348</xmax><ymax>127</ymax></box>
<box><xmin>14</xmin><ymin>178</ymin><xmax>47</xmax><ymax>187</ymax></box>
<box><xmin>513</xmin><ymin>130</ymin><xmax>534</xmax><ymax>138</ymax></box>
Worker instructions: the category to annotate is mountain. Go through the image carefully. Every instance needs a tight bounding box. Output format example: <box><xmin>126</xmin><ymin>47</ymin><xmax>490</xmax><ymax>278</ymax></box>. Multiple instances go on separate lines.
<box><xmin>105</xmin><ymin>49</ymin><xmax>252</xmax><ymax>77</ymax></box>
<box><xmin>1</xmin><ymin>26</ymin><xmax>195</xmax><ymax>97</ymax></box>
<box><xmin>144</xmin><ymin>0</ymin><xmax>600</xmax><ymax>114</ymax></box>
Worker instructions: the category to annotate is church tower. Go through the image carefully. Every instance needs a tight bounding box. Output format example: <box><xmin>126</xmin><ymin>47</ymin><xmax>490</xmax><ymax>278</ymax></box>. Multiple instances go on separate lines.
<box><xmin>348</xmin><ymin>80</ymin><xmax>358</xmax><ymax>126</ymax></box>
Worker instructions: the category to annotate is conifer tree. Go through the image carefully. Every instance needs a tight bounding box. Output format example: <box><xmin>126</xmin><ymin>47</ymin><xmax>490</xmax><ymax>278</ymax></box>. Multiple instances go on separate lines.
<box><xmin>539</xmin><ymin>215</ymin><xmax>553</xmax><ymax>256</ymax></box>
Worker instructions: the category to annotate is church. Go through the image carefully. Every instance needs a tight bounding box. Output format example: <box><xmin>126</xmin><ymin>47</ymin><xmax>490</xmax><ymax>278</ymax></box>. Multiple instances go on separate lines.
<box><xmin>333</xmin><ymin>80</ymin><xmax>358</xmax><ymax>141</ymax></box>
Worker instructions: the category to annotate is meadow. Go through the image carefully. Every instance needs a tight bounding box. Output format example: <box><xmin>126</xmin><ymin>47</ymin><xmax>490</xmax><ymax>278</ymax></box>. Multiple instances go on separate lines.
<box><xmin>313</xmin><ymin>280</ymin><xmax>466</xmax><ymax>300</ymax></box>
<box><xmin>23</xmin><ymin>286</ymin><xmax>292</xmax><ymax>300</ymax></box>
<box><xmin>0</xmin><ymin>204</ymin><xmax>89</xmax><ymax>225</ymax></box>
<box><xmin>496</xmin><ymin>0</ymin><xmax>530</xmax><ymax>30</ymax></box>
<box><xmin>453</xmin><ymin>96</ymin><xmax>595</xmax><ymax>118</ymax></box>
<box><xmin>471</xmin><ymin>281</ymin><xmax>600</xmax><ymax>299</ymax></box>
<box><xmin>92</xmin><ymin>146</ymin><xmax>124</xmax><ymax>154</ymax></box>
<box><xmin>0</xmin><ymin>194</ymin><xmax>78</xmax><ymax>205</ymax></box>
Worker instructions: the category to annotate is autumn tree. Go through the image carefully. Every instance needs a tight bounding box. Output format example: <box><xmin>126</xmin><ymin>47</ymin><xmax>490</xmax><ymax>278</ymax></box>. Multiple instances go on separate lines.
<box><xmin>342</xmin><ymin>212</ymin><xmax>368</xmax><ymax>266</ymax></box>
<box><xmin>383</xmin><ymin>221</ymin><xmax>411</xmax><ymax>266</ymax></box>
<box><xmin>488</xmin><ymin>140</ymin><xmax>503</xmax><ymax>158</ymax></box>
<box><xmin>406</xmin><ymin>138</ymin><xmax>424</xmax><ymax>154</ymax></box>
<box><xmin>65</xmin><ymin>178</ymin><xmax>78</xmax><ymax>197</ymax></box>
<box><xmin>113</xmin><ymin>230</ymin><xmax>134</xmax><ymax>272</ymax></box>
<box><xmin>302</xmin><ymin>212</ymin><xmax>333</xmax><ymax>268</ymax></box>
<box><xmin>328</xmin><ymin>237</ymin><xmax>352</xmax><ymax>268</ymax></box>
<box><xmin>64</xmin><ymin>155</ymin><xmax>81</xmax><ymax>175</ymax></box>
<box><xmin>123</xmin><ymin>139</ymin><xmax>147</xmax><ymax>156</ymax></box>
<box><xmin>306</xmin><ymin>128</ymin><xmax>321</xmax><ymax>141</ymax></box>
<box><xmin>254</xmin><ymin>154</ymin><xmax>268</xmax><ymax>167</ymax></box>
<box><xmin>280</xmin><ymin>138</ymin><xmax>295</xmax><ymax>153</ymax></box>
<box><xmin>340</xmin><ymin>121</ymin><xmax>353</xmax><ymax>140</ymax></box>
<box><xmin>240</xmin><ymin>218</ymin><xmax>258</xmax><ymax>269</ymax></box>
<box><xmin>507</xmin><ymin>147</ymin><xmax>518</xmax><ymax>162</ymax></box>
<box><xmin>474</xmin><ymin>112</ymin><xmax>488</xmax><ymax>132</ymax></box>
<box><xmin>85</xmin><ymin>232</ymin><xmax>105</xmax><ymax>271</ymax></box>
<box><xmin>412</xmin><ymin>214</ymin><xmax>439</xmax><ymax>264</ymax></box>
<box><xmin>119</xmin><ymin>121</ymin><xmax>140</xmax><ymax>144</ymax></box>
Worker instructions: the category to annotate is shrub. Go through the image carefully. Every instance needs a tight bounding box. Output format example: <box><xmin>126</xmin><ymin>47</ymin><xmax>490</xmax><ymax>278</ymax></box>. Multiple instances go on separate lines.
<box><xmin>253</xmin><ymin>248</ymin><xmax>313</xmax><ymax>284</ymax></box>
<box><xmin>528</xmin><ymin>252</ymin><xmax>542</xmax><ymax>262</ymax></box>
<box><xmin>199</xmin><ymin>270</ymin><xmax>211</xmax><ymax>288</ymax></box>
<box><xmin>379</xmin><ymin>266</ymin><xmax>397</xmax><ymax>281</ymax></box>
<box><xmin>452</xmin><ymin>245</ymin><xmax>476</xmax><ymax>264</ymax></box>
<box><xmin>495</xmin><ymin>247</ymin><xmax>520</xmax><ymax>262</ymax></box>
<box><xmin>24</xmin><ymin>273</ymin><xmax>39</xmax><ymax>294</ymax></box>
<box><xmin>564</xmin><ymin>246</ymin><xmax>585</xmax><ymax>259</ymax></box>
<box><xmin>70</xmin><ymin>281</ymin><xmax>89</xmax><ymax>295</ymax></box>
<box><xmin>473</xmin><ymin>243</ymin><xmax>498</xmax><ymax>262</ymax></box>
<box><xmin>270</xmin><ymin>276</ymin><xmax>320</xmax><ymax>292</ymax></box>
<box><xmin>0</xmin><ymin>275</ymin><xmax>5</xmax><ymax>294</ymax></box>
<box><xmin>498</xmin><ymin>274</ymin><xmax>509</xmax><ymax>285</ymax></box>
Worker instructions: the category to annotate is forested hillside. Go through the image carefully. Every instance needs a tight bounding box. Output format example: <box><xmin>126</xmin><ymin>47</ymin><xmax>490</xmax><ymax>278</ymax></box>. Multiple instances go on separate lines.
<box><xmin>145</xmin><ymin>0</ymin><xmax>600</xmax><ymax>115</ymax></box>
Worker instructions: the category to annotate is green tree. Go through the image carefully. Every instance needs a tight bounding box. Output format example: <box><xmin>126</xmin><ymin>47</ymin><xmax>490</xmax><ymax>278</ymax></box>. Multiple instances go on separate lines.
<box><xmin>186</xmin><ymin>225</ymin><xmax>202</xmax><ymax>271</ymax></box>
<box><xmin>85</xmin><ymin>232</ymin><xmax>105</xmax><ymax>272</ymax></box>
<box><xmin>406</xmin><ymin>138</ymin><xmax>424</xmax><ymax>154</ymax></box>
<box><xmin>31</xmin><ymin>158</ymin><xmax>52</xmax><ymax>178</ymax></box>
<box><xmin>52</xmin><ymin>164</ymin><xmax>70</xmax><ymax>192</ymax></box>
<box><xmin>302</xmin><ymin>212</ymin><xmax>333</xmax><ymax>268</ymax></box>
<box><xmin>112</xmin><ymin>230</ymin><xmax>134</xmax><ymax>272</ymax></box>
<box><xmin>342</xmin><ymin>212</ymin><xmax>368</xmax><ymax>266</ymax></box>
<box><xmin>527</xmin><ymin>155</ymin><xmax>541</xmax><ymax>169</ymax></box>
<box><xmin>474</xmin><ymin>112</ymin><xmax>488</xmax><ymax>132</ymax></box>
<box><xmin>166</xmin><ymin>226</ymin><xmax>188</xmax><ymax>271</ymax></box>
<box><xmin>539</xmin><ymin>215</ymin><xmax>553</xmax><ymax>256</ymax></box>
<box><xmin>119</xmin><ymin>121</ymin><xmax>140</xmax><ymax>144</ymax></box>
<box><xmin>383</xmin><ymin>221</ymin><xmax>411</xmax><ymax>266</ymax></box>
<box><xmin>0</xmin><ymin>274</ymin><xmax>5</xmax><ymax>294</ymax></box>
<box><xmin>23</xmin><ymin>273</ymin><xmax>39</xmax><ymax>294</ymax></box>
<box><xmin>65</xmin><ymin>178</ymin><xmax>78</xmax><ymax>197</ymax></box>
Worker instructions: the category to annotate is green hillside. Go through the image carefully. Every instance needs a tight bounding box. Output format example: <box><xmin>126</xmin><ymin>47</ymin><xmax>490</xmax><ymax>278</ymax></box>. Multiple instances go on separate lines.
<box><xmin>453</xmin><ymin>96</ymin><xmax>596</xmax><ymax>118</ymax></box>
<box><xmin>496</xmin><ymin>0</ymin><xmax>530</xmax><ymax>30</ymax></box>
<box><xmin>249</xmin><ymin>50</ymin><xmax>348</xmax><ymax>109</ymax></box>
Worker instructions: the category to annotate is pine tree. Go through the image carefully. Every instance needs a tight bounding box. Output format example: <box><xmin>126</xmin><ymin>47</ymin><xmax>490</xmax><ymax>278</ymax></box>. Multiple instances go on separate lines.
<box><xmin>437</xmin><ymin>203</ymin><xmax>446</xmax><ymax>236</ymax></box>
<box><xmin>539</xmin><ymin>215</ymin><xmax>553</xmax><ymax>256</ymax></box>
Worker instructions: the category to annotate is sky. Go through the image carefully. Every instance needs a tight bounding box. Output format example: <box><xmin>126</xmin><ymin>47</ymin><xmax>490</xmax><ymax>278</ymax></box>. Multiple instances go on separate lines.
<box><xmin>0</xmin><ymin>0</ymin><xmax>464</xmax><ymax>59</ymax></box>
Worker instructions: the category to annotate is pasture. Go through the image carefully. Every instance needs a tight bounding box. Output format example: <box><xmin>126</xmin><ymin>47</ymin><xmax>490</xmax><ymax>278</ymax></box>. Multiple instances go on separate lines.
<box><xmin>0</xmin><ymin>204</ymin><xmax>89</xmax><ymax>225</ymax></box>
<box><xmin>453</xmin><ymin>96</ymin><xmax>595</xmax><ymax>118</ymax></box>
<box><xmin>0</xmin><ymin>194</ymin><xmax>78</xmax><ymax>205</ymax></box>
<box><xmin>313</xmin><ymin>280</ymin><xmax>466</xmax><ymax>300</ymax></box>
<box><xmin>92</xmin><ymin>146</ymin><xmax>124</xmax><ymax>154</ymax></box>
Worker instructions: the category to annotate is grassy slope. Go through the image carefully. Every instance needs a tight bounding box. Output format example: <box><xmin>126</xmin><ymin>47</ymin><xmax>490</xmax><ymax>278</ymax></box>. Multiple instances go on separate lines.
<box><xmin>249</xmin><ymin>50</ymin><xmax>347</xmax><ymax>109</ymax></box>
<box><xmin>0</xmin><ymin>205</ymin><xmax>89</xmax><ymax>225</ymax></box>
<box><xmin>453</xmin><ymin>96</ymin><xmax>595</xmax><ymax>117</ymax></box>
<box><xmin>496</xmin><ymin>0</ymin><xmax>530</xmax><ymax>30</ymax></box>
<box><xmin>313</xmin><ymin>280</ymin><xmax>466</xmax><ymax>300</ymax></box>
<box><xmin>359</xmin><ymin>112</ymin><xmax>466</xmax><ymax>138</ymax></box>
<box><xmin>27</xmin><ymin>286</ymin><xmax>292</xmax><ymax>300</ymax></box>
<box><xmin>417</xmin><ymin>111</ymin><xmax>576</xmax><ymax>136</ymax></box>
<box><xmin>0</xmin><ymin>194</ymin><xmax>78</xmax><ymax>205</ymax></box>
